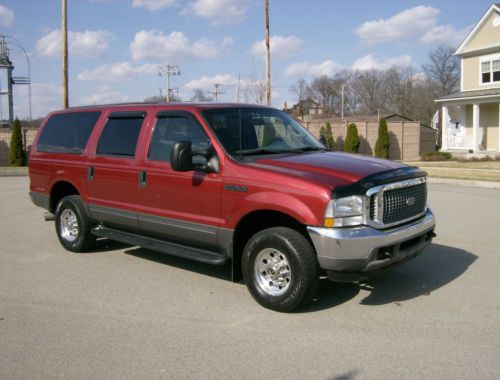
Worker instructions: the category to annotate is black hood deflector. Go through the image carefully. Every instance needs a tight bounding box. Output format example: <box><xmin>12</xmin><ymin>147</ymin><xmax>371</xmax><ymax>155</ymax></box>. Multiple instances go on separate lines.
<box><xmin>332</xmin><ymin>166</ymin><xmax>427</xmax><ymax>198</ymax></box>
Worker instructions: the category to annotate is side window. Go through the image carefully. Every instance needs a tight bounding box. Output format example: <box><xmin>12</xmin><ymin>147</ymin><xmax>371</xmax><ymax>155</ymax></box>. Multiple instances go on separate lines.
<box><xmin>37</xmin><ymin>112</ymin><xmax>101</xmax><ymax>154</ymax></box>
<box><xmin>148</xmin><ymin>115</ymin><xmax>208</xmax><ymax>162</ymax></box>
<box><xmin>96</xmin><ymin>115</ymin><xmax>144</xmax><ymax>157</ymax></box>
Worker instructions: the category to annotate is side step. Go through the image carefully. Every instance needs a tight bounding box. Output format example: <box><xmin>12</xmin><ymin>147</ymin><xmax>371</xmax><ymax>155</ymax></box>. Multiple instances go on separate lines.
<box><xmin>91</xmin><ymin>226</ymin><xmax>229</xmax><ymax>265</ymax></box>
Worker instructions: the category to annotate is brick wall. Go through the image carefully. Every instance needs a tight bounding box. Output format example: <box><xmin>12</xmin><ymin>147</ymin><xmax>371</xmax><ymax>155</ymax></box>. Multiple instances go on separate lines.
<box><xmin>302</xmin><ymin>119</ymin><xmax>436</xmax><ymax>161</ymax></box>
<box><xmin>0</xmin><ymin>128</ymin><xmax>38</xmax><ymax>166</ymax></box>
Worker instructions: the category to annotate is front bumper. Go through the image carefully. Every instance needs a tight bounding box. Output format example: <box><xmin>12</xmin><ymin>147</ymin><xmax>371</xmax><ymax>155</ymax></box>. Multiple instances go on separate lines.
<box><xmin>307</xmin><ymin>209</ymin><xmax>436</xmax><ymax>282</ymax></box>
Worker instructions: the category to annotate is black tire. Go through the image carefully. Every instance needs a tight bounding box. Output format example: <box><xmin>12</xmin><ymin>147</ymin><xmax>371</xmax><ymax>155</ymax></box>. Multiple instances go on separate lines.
<box><xmin>55</xmin><ymin>195</ymin><xmax>96</xmax><ymax>252</ymax></box>
<box><xmin>242</xmin><ymin>227</ymin><xmax>319</xmax><ymax>312</ymax></box>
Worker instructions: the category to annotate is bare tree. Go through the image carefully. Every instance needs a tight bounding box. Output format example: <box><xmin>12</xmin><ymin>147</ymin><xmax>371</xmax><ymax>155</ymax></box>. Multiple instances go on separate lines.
<box><xmin>306</xmin><ymin>75</ymin><xmax>339</xmax><ymax>115</ymax></box>
<box><xmin>422</xmin><ymin>46</ymin><xmax>460</xmax><ymax>96</ymax></box>
<box><xmin>190</xmin><ymin>89</ymin><xmax>212</xmax><ymax>102</ymax></box>
<box><xmin>353</xmin><ymin>70</ymin><xmax>382</xmax><ymax>115</ymax></box>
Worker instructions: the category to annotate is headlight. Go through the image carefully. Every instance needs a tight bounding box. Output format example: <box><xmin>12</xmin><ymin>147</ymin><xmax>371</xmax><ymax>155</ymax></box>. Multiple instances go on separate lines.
<box><xmin>324</xmin><ymin>195</ymin><xmax>365</xmax><ymax>227</ymax></box>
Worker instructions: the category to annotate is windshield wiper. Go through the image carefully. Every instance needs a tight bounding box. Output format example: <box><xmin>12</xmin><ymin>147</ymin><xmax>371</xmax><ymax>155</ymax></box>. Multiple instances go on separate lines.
<box><xmin>236</xmin><ymin>148</ymin><xmax>294</xmax><ymax>156</ymax></box>
<box><xmin>290</xmin><ymin>146</ymin><xmax>326</xmax><ymax>152</ymax></box>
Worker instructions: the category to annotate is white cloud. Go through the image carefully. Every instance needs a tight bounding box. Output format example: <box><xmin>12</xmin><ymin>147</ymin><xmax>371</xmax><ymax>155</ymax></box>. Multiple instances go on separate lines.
<box><xmin>132</xmin><ymin>0</ymin><xmax>177</xmax><ymax>11</ymax></box>
<box><xmin>185</xmin><ymin>74</ymin><xmax>238</xmax><ymax>91</ymax></box>
<box><xmin>36</xmin><ymin>29</ymin><xmax>115</xmax><ymax>58</ymax></box>
<box><xmin>284</xmin><ymin>60</ymin><xmax>343</xmax><ymax>77</ymax></box>
<box><xmin>420</xmin><ymin>24</ymin><xmax>473</xmax><ymax>47</ymax></box>
<box><xmin>77</xmin><ymin>62</ymin><xmax>159</xmax><ymax>82</ymax></box>
<box><xmin>354</xmin><ymin>6</ymin><xmax>439</xmax><ymax>45</ymax></box>
<box><xmin>80</xmin><ymin>87</ymin><xmax>132</xmax><ymax>105</ymax></box>
<box><xmin>130</xmin><ymin>30</ymin><xmax>229</xmax><ymax>61</ymax></box>
<box><xmin>251</xmin><ymin>35</ymin><xmax>304</xmax><ymax>60</ymax></box>
<box><xmin>185</xmin><ymin>0</ymin><xmax>250</xmax><ymax>25</ymax></box>
<box><xmin>13</xmin><ymin>83</ymin><xmax>61</xmax><ymax>119</ymax></box>
<box><xmin>351</xmin><ymin>54</ymin><xmax>413</xmax><ymax>71</ymax></box>
<box><xmin>0</xmin><ymin>4</ymin><xmax>14</xmax><ymax>26</ymax></box>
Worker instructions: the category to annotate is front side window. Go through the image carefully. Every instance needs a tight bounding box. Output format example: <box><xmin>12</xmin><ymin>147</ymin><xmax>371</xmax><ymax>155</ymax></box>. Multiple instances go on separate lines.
<box><xmin>37</xmin><ymin>112</ymin><xmax>101</xmax><ymax>154</ymax></box>
<box><xmin>202</xmin><ymin>108</ymin><xmax>323</xmax><ymax>158</ymax></box>
<box><xmin>96</xmin><ymin>115</ymin><xmax>144</xmax><ymax>157</ymax></box>
<box><xmin>148</xmin><ymin>115</ymin><xmax>208</xmax><ymax>162</ymax></box>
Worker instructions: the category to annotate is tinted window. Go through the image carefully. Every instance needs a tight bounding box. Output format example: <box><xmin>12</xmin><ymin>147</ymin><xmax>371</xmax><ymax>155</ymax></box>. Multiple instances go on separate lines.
<box><xmin>37</xmin><ymin>112</ymin><xmax>101</xmax><ymax>154</ymax></box>
<box><xmin>148</xmin><ymin>115</ymin><xmax>208</xmax><ymax>162</ymax></box>
<box><xmin>96</xmin><ymin>117</ymin><xmax>144</xmax><ymax>157</ymax></box>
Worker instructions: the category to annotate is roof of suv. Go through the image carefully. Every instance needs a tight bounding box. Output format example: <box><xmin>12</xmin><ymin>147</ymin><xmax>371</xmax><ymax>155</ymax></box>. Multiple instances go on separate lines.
<box><xmin>54</xmin><ymin>102</ymin><xmax>270</xmax><ymax>114</ymax></box>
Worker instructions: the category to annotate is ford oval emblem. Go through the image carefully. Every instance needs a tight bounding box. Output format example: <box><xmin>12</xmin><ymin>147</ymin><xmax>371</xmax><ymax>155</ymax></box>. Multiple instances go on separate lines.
<box><xmin>406</xmin><ymin>197</ymin><xmax>416</xmax><ymax>206</ymax></box>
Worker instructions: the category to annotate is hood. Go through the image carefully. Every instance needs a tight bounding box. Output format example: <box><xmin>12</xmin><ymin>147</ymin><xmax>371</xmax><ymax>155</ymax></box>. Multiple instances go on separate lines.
<box><xmin>250</xmin><ymin>151</ymin><xmax>407</xmax><ymax>188</ymax></box>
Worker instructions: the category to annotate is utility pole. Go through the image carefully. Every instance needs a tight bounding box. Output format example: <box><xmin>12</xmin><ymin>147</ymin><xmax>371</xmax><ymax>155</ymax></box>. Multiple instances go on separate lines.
<box><xmin>158</xmin><ymin>64</ymin><xmax>180</xmax><ymax>102</ymax></box>
<box><xmin>62</xmin><ymin>0</ymin><xmax>68</xmax><ymax>109</ymax></box>
<box><xmin>209</xmin><ymin>84</ymin><xmax>225</xmax><ymax>102</ymax></box>
<box><xmin>265</xmin><ymin>0</ymin><xmax>271</xmax><ymax>106</ymax></box>
<box><xmin>236</xmin><ymin>73</ymin><xmax>241</xmax><ymax>103</ymax></box>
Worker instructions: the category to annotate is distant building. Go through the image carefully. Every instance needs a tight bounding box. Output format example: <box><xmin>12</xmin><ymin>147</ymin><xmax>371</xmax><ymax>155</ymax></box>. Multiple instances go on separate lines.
<box><xmin>436</xmin><ymin>4</ymin><xmax>500</xmax><ymax>153</ymax></box>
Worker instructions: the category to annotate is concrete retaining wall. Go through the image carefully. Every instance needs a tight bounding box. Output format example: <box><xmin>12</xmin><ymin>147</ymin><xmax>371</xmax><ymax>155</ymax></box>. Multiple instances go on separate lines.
<box><xmin>0</xmin><ymin>128</ymin><xmax>38</xmax><ymax>166</ymax></box>
<box><xmin>302</xmin><ymin>119</ymin><xmax>437</xmax><ymax>161</ymax></box>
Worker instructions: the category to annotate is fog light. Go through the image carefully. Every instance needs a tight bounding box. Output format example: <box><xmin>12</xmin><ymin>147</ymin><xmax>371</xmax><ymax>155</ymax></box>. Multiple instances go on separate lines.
<box><xmin>324</xmin><ymin>218</ymin><xmax>334</xmax><ymax>227</ymax></box>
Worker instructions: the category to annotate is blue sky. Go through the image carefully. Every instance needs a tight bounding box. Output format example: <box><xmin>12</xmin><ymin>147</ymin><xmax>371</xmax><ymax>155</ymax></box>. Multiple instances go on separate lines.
<box><xmin>0</xmin><ymin>0</ymin><xmax>494</xmax><ymax>119</ymax></box>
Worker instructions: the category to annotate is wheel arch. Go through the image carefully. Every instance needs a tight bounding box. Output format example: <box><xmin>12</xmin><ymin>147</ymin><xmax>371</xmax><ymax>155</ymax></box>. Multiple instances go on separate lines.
<box><xmin>231</xmin><ymin>209</ymin><xmax>314</xmax><ymax>282</ymax></box>
<box><xmin>49</xmin><ymin>180</ymin><xmax>80</xmax><ymax>213</ymax></box>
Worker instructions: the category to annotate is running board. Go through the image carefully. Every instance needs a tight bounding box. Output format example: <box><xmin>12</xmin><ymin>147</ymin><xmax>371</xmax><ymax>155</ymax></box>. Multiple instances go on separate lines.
<box><xmin>91</xmin><ymin>226</ymin><xmax>229</xmax><ymax>265</ymax></box>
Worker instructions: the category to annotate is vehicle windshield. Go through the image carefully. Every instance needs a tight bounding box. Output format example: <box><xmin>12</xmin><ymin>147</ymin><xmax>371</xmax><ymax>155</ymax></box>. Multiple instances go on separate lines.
<box><xmin>202</xmin><ymin>107</ymin><xmax>324</xmax><ymax>158</ymax></box>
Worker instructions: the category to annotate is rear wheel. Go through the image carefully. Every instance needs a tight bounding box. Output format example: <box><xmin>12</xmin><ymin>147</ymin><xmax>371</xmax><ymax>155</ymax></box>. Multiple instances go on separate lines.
<box><xmin>242</xmin><ymin>227</ymin><xmax>319</xmax><ymax>312</ymax></box>
<box><xmin>55</xmin><ymin>195</ymin><xmax>96</xmax><ymax>252</ymax></box>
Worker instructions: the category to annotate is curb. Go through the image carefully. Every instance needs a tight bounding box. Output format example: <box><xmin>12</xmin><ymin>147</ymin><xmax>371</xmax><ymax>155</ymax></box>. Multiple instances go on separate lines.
<box><xmin>427</xmin><ymin>177</ymin><xmax>500</xmax><ymax>190</ymax></box>
<box><xmin>0</xmin><ymin>168</ymin><xmax>28</xmax><ymax>177</ymax></box>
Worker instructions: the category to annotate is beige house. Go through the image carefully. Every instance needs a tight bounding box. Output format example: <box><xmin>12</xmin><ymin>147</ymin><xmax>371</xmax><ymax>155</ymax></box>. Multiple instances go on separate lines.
<box><xmin>436</xmin><ymin>4</ymin><xmax>500</xmax><ymax>153</ymax></box>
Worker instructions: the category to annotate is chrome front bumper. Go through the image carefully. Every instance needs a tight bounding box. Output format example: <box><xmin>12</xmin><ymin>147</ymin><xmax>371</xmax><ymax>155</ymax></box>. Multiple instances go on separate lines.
<box><xmin>307</xmin><ymin>209</ymin><xmax>436</xmax><ymax>282</ymax></box>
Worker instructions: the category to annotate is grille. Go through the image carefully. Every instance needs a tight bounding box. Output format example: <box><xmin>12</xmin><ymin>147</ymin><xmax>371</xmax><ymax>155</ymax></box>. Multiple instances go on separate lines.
<box><xmin>369</xmin><ymin>194</ymin><xmax>377</xmax><ymax>220</ymax></box>
<box><xmin>382</xmin><ymin>183</ymin><xmax>427</xmax><ymax>224</ymax></box>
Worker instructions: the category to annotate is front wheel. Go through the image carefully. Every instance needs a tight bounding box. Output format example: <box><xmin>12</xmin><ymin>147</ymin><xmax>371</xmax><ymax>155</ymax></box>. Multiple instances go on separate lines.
<box><xmin>242</xmin><ymin>227</ymin><xmax>319</xmax><ymax>312</ymax></box>
<box><xmin>55</xmin><ymin>195</ymin><xmax>96</xmax><ymax>252</ymax></box>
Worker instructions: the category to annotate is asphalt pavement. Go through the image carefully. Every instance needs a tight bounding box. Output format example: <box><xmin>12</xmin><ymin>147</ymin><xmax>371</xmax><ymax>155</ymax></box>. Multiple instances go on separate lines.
<box><xmin>1</xmin><ymin>177</ymin><xmax>499</xmax><ymax>379</ymax></box>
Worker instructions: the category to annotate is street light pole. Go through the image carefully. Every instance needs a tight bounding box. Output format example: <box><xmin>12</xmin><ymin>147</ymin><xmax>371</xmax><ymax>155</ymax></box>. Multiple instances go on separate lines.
<box><xmin>6</xmin><ymin>36</ymin><xmax>32</xmax><ymax>127</ymax></box>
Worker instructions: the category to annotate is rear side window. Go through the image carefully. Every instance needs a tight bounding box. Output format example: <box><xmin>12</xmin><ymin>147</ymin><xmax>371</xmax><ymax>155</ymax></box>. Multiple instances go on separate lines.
<box><xmin>37</xmin><ymin>112</ymin><xmax>101</xmax><ymax>154</ymax></box>
<box><xmin>96</xmin><ymin>113</ymin><xmax>145</xmax><ymax>157</ymax></box>
<box><xmin>148</xmin><ymin>115</ymin><xmax>208</xmax><ymax>162</ymax></box>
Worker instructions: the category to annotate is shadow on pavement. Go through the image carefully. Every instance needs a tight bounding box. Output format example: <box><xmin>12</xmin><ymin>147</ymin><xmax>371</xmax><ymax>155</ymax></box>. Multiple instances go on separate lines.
<box><xmin>104</xmin><ymin>242</ymin><xmax>475</xmax><ymax>312</ymax></box>
<box><xmin>301</xmin><ymin>243</ymin><xmax>477</xmax><ymax>312</ymax></box>
<box><xmin>124</xmin><ymin>246</ymin><xmax>232</xmax><ymax>281</ymax></box>
<box><xmin>359</xmin><ymin>243</ymin><xmax>477</xmax><ymax>305</ymax></box>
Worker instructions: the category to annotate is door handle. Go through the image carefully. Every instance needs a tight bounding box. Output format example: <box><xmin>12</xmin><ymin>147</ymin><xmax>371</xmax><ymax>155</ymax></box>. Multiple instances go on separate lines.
<box><xmin>138</xmin><ymin>171</ymin><xmax>147</xmax><ymax>187</ymax></box>
<box><xmin>88</xmin><ymin>165</ymin><xmax>94</xmax><ymax>181</ymax></box>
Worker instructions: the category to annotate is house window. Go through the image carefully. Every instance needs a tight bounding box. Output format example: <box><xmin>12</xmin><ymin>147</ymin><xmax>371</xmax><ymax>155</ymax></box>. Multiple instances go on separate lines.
<box><xmin>493</xmin><ymin>60</ymin><xmax>500</xmax><ymax>82</ymax></box>
<box><xmin>481</xmin><ymin>58</ymin><xmax>500</xmax><ymax>83</ymax></box>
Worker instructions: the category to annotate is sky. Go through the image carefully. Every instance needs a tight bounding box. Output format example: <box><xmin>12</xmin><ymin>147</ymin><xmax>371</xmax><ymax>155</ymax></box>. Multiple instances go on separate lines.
<box><xmin>0</xmin><ymin>0</ymin><xmax>495</xmax><ymax>120</ymax></box>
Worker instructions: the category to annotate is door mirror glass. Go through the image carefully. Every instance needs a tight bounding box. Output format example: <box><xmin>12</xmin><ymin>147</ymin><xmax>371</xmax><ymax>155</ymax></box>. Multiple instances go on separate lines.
<box><xmin>170</xmin><ymin>141</ymin><xmax>194</xmax><ymax>172</ymax></box>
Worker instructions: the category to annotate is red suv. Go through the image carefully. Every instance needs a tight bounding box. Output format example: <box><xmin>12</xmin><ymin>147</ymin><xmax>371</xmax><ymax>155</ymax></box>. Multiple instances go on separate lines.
<box><xmin>29</xmin><ymin>103</ymin><xmax>435</xmax><ymax>311</ymax></box>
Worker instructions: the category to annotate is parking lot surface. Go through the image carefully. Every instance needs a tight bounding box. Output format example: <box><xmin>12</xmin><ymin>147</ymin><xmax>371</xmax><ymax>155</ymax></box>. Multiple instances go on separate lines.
<box><xmin>1</xmin><ymin>177</ymin><xmax>499</xmax><ymax>379</ymax></box>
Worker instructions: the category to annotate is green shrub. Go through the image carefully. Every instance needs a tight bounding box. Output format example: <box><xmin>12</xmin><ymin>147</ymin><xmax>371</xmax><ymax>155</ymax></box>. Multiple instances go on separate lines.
<box><xmin>344</xmin><ymin>123</ymin><xmax>360</xmax><ymax>153</ymax></box>
<box><xmin>319</xmin><ymin>125</ymin><xmax>326</xmax><ymax>141</ymax></box>
<box><xmin>9</xmin><ymin>117</ymin><xmax>26</xmax><ymax>166</ymax></box>
<box><xmin>421</xmin><ymin>151</ymin><xmax>453</xmax><ymax>161</ymax></box>
<box><xmin>374</xmin><ymin>117</ymin><xmax>389</xmax><ymax>158</ymax></box>
<box><xmin>325</xmin><ymin>122</ymin><xmax>334</xmax><ymax>150</ymax></box>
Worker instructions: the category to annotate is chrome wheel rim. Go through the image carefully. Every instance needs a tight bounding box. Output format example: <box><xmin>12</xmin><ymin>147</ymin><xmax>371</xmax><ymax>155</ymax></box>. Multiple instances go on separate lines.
<box><xmin>60</xmin><ymin>209</ymin><xmax>79</xmax><ymax>243</ymax></box>
<box><xmin>254</xmin><ymin>248</ymin><xmax>291</xmax><ymax>296</ymax></box>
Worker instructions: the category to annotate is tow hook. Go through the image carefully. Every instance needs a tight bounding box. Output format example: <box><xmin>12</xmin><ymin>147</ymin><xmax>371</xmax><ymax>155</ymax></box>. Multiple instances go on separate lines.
<box><xmin>44</xmin><ymin>212</ymin><xmax>55</xmax><ymax>221</ymax></box>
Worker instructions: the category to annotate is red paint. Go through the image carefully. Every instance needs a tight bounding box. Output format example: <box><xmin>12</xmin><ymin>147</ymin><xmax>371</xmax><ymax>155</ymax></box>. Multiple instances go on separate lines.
<box><xmin>29</xmin><ymin>103</ymin><xmax>408</xmax><ymax>228</ymax></box>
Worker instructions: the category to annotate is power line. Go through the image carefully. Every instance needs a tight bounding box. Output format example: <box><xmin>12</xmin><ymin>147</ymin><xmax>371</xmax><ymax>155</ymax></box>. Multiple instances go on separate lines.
<box><xmin>209</xmin><ymin>83</ymin><xmax>225</xmax><ymax>102</ymax></box>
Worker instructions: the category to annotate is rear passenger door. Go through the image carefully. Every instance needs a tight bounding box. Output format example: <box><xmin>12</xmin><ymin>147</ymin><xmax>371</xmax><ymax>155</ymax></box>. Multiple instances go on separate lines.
<box><xmin>136</xmin><ymin>111</ymin><xmax>222</xmax><ymax>251</ymax></box>
<box><xmin>86</xmin><ymin>111</ymin><xmax>146</xmax><ymax>231</ymax></box>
